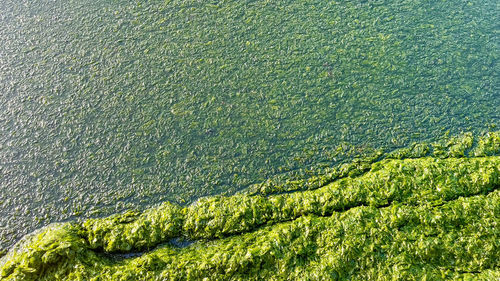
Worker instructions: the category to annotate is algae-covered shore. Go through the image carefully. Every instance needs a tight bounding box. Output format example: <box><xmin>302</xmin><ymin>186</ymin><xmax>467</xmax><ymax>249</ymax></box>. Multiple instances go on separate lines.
<box><xmin>1</xmin><ymin>132</ymin><xmax>499</xmax><ymax>280</ymax></box>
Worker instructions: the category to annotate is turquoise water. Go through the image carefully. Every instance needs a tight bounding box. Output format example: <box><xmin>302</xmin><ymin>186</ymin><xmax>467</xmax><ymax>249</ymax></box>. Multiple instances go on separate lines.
<box><xmin>0</xmin><ymin>0</ymin><xmax>498</xmax><ymax>251</ymax></box>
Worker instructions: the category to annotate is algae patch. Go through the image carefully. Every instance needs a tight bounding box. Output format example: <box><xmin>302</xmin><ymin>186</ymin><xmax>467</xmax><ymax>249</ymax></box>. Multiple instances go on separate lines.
<box><xmin>1</xmin><ymin>133</ymin><xmax>499</xmax><ymax>280</ymax></box>
<box><xmin>2</xmin><ymin>0</ymin><xmax>499</xmax><ymax>252</ymax></box>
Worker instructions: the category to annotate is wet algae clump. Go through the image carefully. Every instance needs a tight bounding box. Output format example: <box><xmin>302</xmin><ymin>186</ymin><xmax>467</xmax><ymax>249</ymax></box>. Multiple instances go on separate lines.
<box><xmin>1</xmin><ymin>133</ymin><xmax>500</xmax><ymax>280</ymax></box>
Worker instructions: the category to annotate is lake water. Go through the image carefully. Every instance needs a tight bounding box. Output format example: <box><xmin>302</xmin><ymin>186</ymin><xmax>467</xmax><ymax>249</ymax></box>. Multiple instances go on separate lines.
<box><xmin>0</xmin><ymin>0</ymin><xmax>498</xmax><ymax>251</ymax></box>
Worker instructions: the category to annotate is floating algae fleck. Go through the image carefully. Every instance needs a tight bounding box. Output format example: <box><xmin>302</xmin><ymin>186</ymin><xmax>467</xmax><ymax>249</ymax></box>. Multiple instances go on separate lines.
<box><xmin>1</xmin><ymin>132</ymin><xmax>499</xmax><ymax>280</ymax></box>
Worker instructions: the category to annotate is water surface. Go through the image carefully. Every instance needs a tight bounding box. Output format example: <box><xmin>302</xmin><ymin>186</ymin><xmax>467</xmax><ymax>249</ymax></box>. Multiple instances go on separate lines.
<box><xmin>0</xmin><ymin>0</ymin><xmax>498</xmax><ymax>250</ymax></box>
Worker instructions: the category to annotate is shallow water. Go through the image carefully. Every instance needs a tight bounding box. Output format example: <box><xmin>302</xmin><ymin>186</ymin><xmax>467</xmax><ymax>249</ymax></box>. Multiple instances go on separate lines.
<box><xmin>0</xmin><ymin>0</ymin><xmax>498</xmax><ymax>250</ymax></box>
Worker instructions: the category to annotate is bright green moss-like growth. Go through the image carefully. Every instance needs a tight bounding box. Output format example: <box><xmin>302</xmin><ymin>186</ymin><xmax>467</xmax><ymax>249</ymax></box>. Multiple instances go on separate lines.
<box><xmin>473</xmin><ymin>131</ymin><xmax>500</xmax><ymax>156</ymax></box>
<box><xmin>83</xmin><ymin>202</ymin><xmax>183</xmax><ymax>252</ymax></box>
<box><xmin>2</xmin><ymin>148</ymin><xmax>499</xmax><ymax>280</ymax></box>
<box><xmin>244</xmin><ymin>152</ymin><xmax>382</xmax><ymax>196</ymax></box>
<box><xmin>248</xmin><ymin>131</ymin><xmax>499</xmax><ymax>197</ymax></box>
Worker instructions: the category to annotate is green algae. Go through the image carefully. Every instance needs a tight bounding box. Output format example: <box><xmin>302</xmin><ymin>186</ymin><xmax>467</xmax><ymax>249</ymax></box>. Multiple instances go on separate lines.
<box><xmin>83</xmin><ymin>202</ymin><xmax>183</xmax><ymax>252</ymax></box>
<box><xmin>473</xmin><ymin>132</ymin><xmax>500</xmax><ymax>157</ymax></box>
<box><xmin>1</xmin><ymin>142</ymin><xmax>499</xmax><ymax>280</ymax></box>
<box><xmin>2</xmin><ymin>0</ymin><xmax>499</xmax><ymax>252</ymax></box>
<box><xmin>243</xmin><ymin>153</ymin><xmax>381</xmax><ymax>197</ymax></box>
<box><xmin>100</xmin><ymin>192</ymin><xmax>500</xmax><ymax>280</ymax></box>
<box><xmin>247</xmin><ymin>131</ymin><xmax>500</xmax><ymax>197</ymax></box>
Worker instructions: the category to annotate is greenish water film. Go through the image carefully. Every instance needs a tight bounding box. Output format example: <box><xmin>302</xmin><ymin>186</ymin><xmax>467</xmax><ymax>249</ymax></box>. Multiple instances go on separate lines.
<box><xmin>0</xmin><ymin>0</ymin><xmax>498</xmax><ymax>251</ymax></box>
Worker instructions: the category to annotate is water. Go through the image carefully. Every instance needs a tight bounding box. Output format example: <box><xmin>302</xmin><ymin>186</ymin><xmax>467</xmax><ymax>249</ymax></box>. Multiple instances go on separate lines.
<box><xmin>0</xmin><ymin>0</ymin><xmax>498</xmax><ymax>251</ymax></box>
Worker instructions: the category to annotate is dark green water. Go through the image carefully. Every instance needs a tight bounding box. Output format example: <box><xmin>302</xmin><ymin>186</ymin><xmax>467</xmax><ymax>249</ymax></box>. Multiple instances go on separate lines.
<box><xmin>0</xmin><ymin>0</ymin><xmax>498</xmax><ymax>251</ymax></box>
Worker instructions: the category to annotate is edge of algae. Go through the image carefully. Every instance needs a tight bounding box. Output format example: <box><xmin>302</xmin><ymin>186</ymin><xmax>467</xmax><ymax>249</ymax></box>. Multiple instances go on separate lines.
<box><xmin>245</xmin><ymin>131</ymin><xmax>500</xmax><ymax>196</ymax></box>
<box><xmin>1</xmin><ymin>132</ymin><xmax>499</xmax><ymax>280</ymax></box>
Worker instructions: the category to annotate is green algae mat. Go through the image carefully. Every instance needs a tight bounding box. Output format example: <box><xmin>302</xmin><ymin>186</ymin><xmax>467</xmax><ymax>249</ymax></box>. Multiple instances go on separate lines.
<box><xmin>1</xmin><ymin>0</ymin><xmax>499</xmax><ymax>253</ymax></box>
<box><xmin>1</xmin><ymin>0</ymin><xmax>499</xmax><ymax>279</ymax></box>
<box><xmin>1</xmin><ymin>133</ymin><xmax>499</xmax><ymax>280</ymax></box>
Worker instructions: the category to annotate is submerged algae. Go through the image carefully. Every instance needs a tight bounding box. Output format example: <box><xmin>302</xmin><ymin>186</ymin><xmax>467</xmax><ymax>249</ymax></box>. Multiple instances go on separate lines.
<box><xmin>2</xmin><ymin>0</ymin><xmax>499</xmax><ymax>252</ymax></box>
<box><xmin>1</xmin><ymin>137</ymin><xmax>500</xmax><ymax>280</ymax></box>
